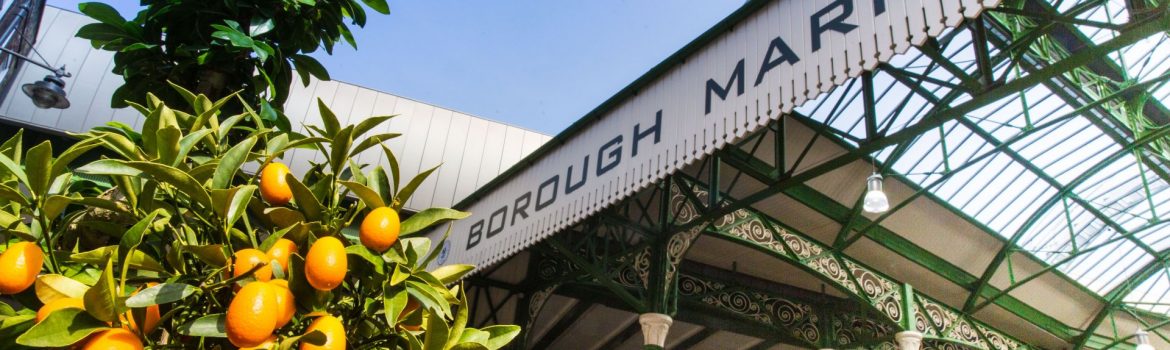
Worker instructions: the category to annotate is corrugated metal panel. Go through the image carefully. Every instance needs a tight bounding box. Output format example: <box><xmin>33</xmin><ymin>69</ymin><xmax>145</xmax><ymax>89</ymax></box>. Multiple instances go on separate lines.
<box><xmin>0</xmin><ymin>6</ymin><xmax>551</xmax><ymax>211</ymax></box>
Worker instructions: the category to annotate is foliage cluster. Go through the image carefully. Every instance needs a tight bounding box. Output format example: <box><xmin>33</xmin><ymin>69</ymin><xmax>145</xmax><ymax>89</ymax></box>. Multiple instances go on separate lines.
<box><xmin>0</xmin><ymin>83</ymin><xmax>518</xmax><ymax>349</ymax></box>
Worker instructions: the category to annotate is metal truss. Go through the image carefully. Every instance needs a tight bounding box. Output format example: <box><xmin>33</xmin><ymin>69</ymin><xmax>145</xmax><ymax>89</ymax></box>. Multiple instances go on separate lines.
<box><xmin>467</xmin><ymin>1</ymin><xmax>1170</xmax><ymax>349</ymax></box>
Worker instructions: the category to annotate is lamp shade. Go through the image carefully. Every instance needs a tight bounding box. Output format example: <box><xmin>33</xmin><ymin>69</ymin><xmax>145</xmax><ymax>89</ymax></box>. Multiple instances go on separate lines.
<box><xmin>21</xmin><ymin>74</ymin><xmax>69</xmax><ymax>109</ymax></box>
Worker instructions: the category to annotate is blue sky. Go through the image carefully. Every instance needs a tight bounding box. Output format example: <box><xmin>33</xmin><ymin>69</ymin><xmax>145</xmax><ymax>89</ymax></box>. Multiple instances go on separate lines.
<box><xmin>46</xmin><ymin>0</ymin><xmax>744</xmax><ymax>135</ymax></box>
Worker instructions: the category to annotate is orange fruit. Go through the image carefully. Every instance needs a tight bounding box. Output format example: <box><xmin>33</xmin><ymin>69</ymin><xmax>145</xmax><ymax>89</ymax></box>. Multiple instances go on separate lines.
<box><xmin>399</xmin><ymin>297</ymin><xmax>419</xmax><ymax>320</ymax></box>
<box><xmin>260</xmin><ymin>162</ymin><xmax>293</xmax><ymax>206</ymax></box>
<box><xmin>359</xmin><ymin>207</ymin><xmax>400</xmax><ymax>253</ymax></box>
<box><xmin>123</xmin><ymin>283</ymin><xmax>161</xmax><ymax>334</ymax></box>
<box><xmin>36</xmin><ymin>297</ymin><xmax>84</xmax><ymax>323</ymax></box>
<box><xmin>241</xmin><ymin>335</ymin><xmax>278</xmax><ymax>350</ymax></box>
<box><xmin>77</xmin><ymin>328</ymin><xmax>144</xmax><ymax>350</ymax></box>
<box><xmin>300</xmin><ymin>315</ymin><xmax>345</xmax><ymax>350</ymax></box>
<box><xmin>266</xmin><ymin>238</ymin><xmax>297</xmax><ymax>272</ymax></box>
<box><xmin>269</xmin><ymin>279</ymin><xmax>295</xmax><ymax>329</ymax></box>
<box><xmin>304</xmin><ymin>237</ymin><xmax>347</xmax><ymax>291</ymax></box>
<box><xmin>0</xmin><ymin>241</ymin><xmax>43</xmax><ymax>294</ymax></box>
<box><xmin>226</xmin><ymin>282</ymin><xmax>279</xmax><ymax>348</ymax></box>
<box><xmin>233</xmin><ymin>249</ymin><xmax>274</xmax><ymax>282</ymax></box>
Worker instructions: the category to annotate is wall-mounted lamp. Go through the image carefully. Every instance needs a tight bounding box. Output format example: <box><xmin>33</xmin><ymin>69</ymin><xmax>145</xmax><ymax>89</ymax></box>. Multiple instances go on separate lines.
<box><xmin>0</xmin><ymin>45</ymin><xmax>70</xmax><ymax>109</ymax></box>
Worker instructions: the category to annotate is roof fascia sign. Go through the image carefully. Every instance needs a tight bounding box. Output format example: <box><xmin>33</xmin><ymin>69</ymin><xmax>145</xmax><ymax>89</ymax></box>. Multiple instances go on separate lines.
<box><xmin>426</xmin><ymin>0</ymin><xmax>998</xmax><ymax>271</ymax></box>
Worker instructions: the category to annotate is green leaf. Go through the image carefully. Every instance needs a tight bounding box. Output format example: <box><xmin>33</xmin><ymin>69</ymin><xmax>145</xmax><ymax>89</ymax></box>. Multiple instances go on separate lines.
<box><xmin>352</xmin><ymin>115</ymin><xmax>395</xmax><ymax>139</ymax></box>
<box><xmin>0</xmin><ymin>153</ymin><xmax>29</xmax><ymax>191</ymax></box>
<box><xmin>124</xmin><ymin>161</ymin><xmax>213</xmax><ymax>209</ymax></box>
<box><xmin>286</xmin><ymin>173</ymin><xmax>324</xmax><ymax>221</ymax></box>
<box><xmin>78</xmin><ymin>2</ymin><xmax>127</xmax><ymax>26</ymax></box>
<box><xmin>401</xmin><ymin>208</ymin><xmax>469</xmax><ymax>237</ymax></box>
<box><xmin>450</xmin><ymin>342</ymin><xmax>490</xmax><ymax>350</ymax></box>
<box><xmin>167</xmin><ymin>81</ymin><xmax>198</xmax><ymax>106</ymax></box>
<box><xmin>330</xmin><ymin>126</ymin><xmax>354</xmax><ymax>174</ymax></box>
<box><xmin>381</xmin><ymin>145</ymin><xmax>401</xmax><ymax>193</ymax></box>
<box><xmin>340</xmin><ymin>181</ymin><xmax>385</xmax><ymax>208</ymax></box>
<box><xmin>395</xmin><ymin>165</ymin><xmax>439</xmax><ymax>209</ymax></box>
<box><xmin>176</xmin><ymin>314</ymin><xmax>226</xmax><ymax>337</ymax></box>
<box><xmin>361</xmin><ymin>0</ymin><xmax>391</xmax><ymax>14</ymax></box>
<box><xmin>249</xmin><ymin>17</ymin><xmax>275</xmax><ymax>36</ymax></box>
<box><xmin>14</xmin><ymin>309</ymin><xmax>106</xmax><ymax>347</ymax></box>
<box><xmin>125</xmin><ymin>283</ymin><xmax>198</xmax><ymax>307</ymax></box>
<box><xmin>50</xmin><ymin>138</ymin><xmax>102</xmax><ymax>178</ymax></box>
<box><xmin>119</xmin><ymin>210</ymin><xmax>161</xmax><ymax>266</ymax></box>
<box><xmin>175</xmin><ymin>129</ymin><xmax>214</xmax><ymax>166</ymax></box>
<box><xmin>457</xmin><ymin>329</ymin><xmax>490</xmax><ymax>347</ymax></box>
<box><xmin>43</xmin><ymin>194</ymin><xmax>76</xmax><ymax>218</ymax></box>
<box><xmin>423</xmin><ymin>308</ymin><xmax>450</xmax><ymax>350</ymax></box>
<box><xmin>279</xmin><ymin>330</ymin><xmax>327</xmax><ymax>349</ymax></box>
<box><xmin>350</xmin><ymin>132</ymin><xmax>401</xmax><ymax>156</ymax></box>
<box><xmin>212</xmin><ymin>136</ymin><xmax>256</xmax><ymax>189</ymax></box>
<box><xmin>156</xmin><ymin>126</ymin><xmax>181</xmax><ymax>165</ymax></box>
<box><xmin>34</xmin><ymin>274</ymin><xmax>90</xmax><ymax>303</ymax></box>
<box><xmin>405</xmin><ymin>280</ymin><xmax>451</xmax><ymax>319</ymax></box>
<box><xmin>382</xmin><ymin>282</ymin><xmax>408</xmax><ymax>328</ymax></box>
<box><xmin>481</xmin><ymin>325</ymin><xmax>522</xmax><ymax>350</ymax></box>
<box><xmin>75</xmin><ymin>159</ymin><xmax>141</xmax><ymax>177</ymax></box>
<box><xmin>225</xmin><ymin>185</ymin><xmax>256</xmax><ymax>228</ymax></box>
<box><xmin>83</xmin><ymin>255</ymin><xmax>120</xmax><ymax>322</ymax></box>
<box><xmin>446</xmin><ymin>288</ymin><xmax>470</xmax><ymax>349</ymax></box>
<box><xmin>263</xmin><ymin>207</ymin><xmax>306</xmax><ymax>229</ymax></box>
<box><xmin>211</xmin><ymin>24</ymin><xmax>254</xmax><ymax>48</ymax></box>
<box><xmin>24</xmin><ymin>141</ymin><xmax>51</xmax><ymax>196</ymax></box>
<box><xmin>430</xmin><ymin>264</ymin><xmax>475</xmax><ymax>285</ymax></box>
<box><xmin>71</xmin><ymin>246</ymin><xmax>167</xmax><ymax>273</ymax></box>
<box><xmin>291</xmin><ymin>55</ymin><xmax>330</xmax><ymax>84</ymax></box>
<box><xmin>0</xmin><ymin>184</ymin><xmax>27</xmax><ymax>205</ymax></box>
<box><xmin>183</xmin><ymin>244</ymin><xmax>228</xmax><ymax>267</ymax></box>
<box><xmin>345</xmin><ymin>244</ymin><xmax>384</xmax><ymax>275</ymax></box>
<box><xmin>369</xmin><ymin>166</ymin><xmax>393</xmax><ymax>207</ymax></box>
<box><xmin>317</xmin><ymin>99</ymin><xmax>341</xmax><ymax>138</ymax></box>
<box><xmin>390</xmin><ymin>264</ymin><xmax>410</xmax><ymax>286</ymax></box>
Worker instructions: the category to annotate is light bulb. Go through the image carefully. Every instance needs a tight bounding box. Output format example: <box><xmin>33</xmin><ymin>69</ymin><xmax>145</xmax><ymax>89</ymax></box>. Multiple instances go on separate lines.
<box><xmin>1136</xmin><ymin>329</ymin><xmax>1155</xmax><ymax>350</ymax></box>
<box><xmin>863</xmin><ymin>173</ymin><xmax>889</xmax><ymax>213</ymax></box>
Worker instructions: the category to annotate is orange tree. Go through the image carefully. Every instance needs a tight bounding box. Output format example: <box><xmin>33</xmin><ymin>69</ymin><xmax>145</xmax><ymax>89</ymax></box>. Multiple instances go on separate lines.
<box><xmin>0</xmin><ymin>83</ymin><xmax>519</xmax><ymax>349</ymax></box>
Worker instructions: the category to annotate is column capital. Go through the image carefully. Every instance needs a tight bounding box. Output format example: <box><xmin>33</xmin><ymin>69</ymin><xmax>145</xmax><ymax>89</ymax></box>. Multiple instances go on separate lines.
<box><xmin>895</xmin><ymin>331</ymin><xmax>924</xmax><ymax>350</ymax></box>
<box><xmin>639</xmin><ymin>313</ymin><xmax>673</xmax><ymax>348</ymax></box>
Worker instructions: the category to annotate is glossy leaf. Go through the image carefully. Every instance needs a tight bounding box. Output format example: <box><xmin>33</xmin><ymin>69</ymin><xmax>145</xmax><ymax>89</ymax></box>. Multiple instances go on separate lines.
<box><xmin>430</xmin><ymin>264</ymin><xmax>475</xmax><ymax>286</ymax></box>
<box><xmin>401</xmin><ymin>208</ymin><xmax>470</xmax><ymax>237</ymax></box>
<box><xmin>382</xmin><ymin>283</ymin><xmax>408</xmax><ymax>328</ymax></box>
<box><xmin>481</xmin><ymin>325</ymin><xmax>522</xmax><ymax>350</ymax></box>
<box><xmin>24</xmin><ymin>141</ymin><xmax>51</xmax><ymax>196</ymax></box>
<box><xmin>340</xmin><ymin>180</ymin><xmax>385</xmax><ymax>208</ymax></box>
<box><xmin>212</xmin><ymin>136</ymin><xmax>256</xmax><ymax>189</ymax></box>
<box><xmin>125</xmin><ymin>283</ymin><xmax>198</xmax><ymax>307</ymax></box>
<box><xmin>34</xmin><ymin>274</ymin><xmax>90</xmax><ymax>303</ymax></box>
<box><xmin>14</xmin><ymin>309</ymin><xmax>106</xmax><ymax>347</ymax></box>
<box><xmin>176</xmin><ymin>314</ymin><xmax>226</xmax><ymax>337</ymax></box>
<box><xmin>83</xmin><ymin>256</ymin><xmax>120</xmax><ymax>322</ymax></box>
<box><xmin>286</xmin><ymin>173</ymin><xmax>323</xmax><ymax>221</ymax></box>
<box><xmin>395</xmin><ymin>165</ymin><xmax>438</xmax><ymax>209</ymax></box>
<box><xmin>70</xmin><ymin>246</ymin><xmax>167</xmax><ymax>273</ymax></box>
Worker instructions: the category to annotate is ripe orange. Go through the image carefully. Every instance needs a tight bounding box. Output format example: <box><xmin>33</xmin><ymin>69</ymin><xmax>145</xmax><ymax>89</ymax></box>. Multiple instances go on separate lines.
<box><xmin>233</xmin><ymin>249</ymin><xmax>274</xmax><ymax>282</ymax></box>
<box><xmin>304</xmin><ymin>237</ymin><xmax>347</xmax><ymax>291</ymax></box>
<box><xmin>123</xmin><ymin>283</ymin><xmax>161</xmax><ymax>334</ymax></box>
<box><xmin>266</xmin><ymin>238</ymin><xmax>297</xmax><ymax>272</ymax></box>
<box><xmin>77</xmin><ymin>328</ymin><xmax>144</xmax><ymax>350</ymax></box>
<box><xmin>36</xmin><ymin>297</ymin><xmax>84</xmax><ymax>323</ymax></box>
<box><xmin>269</xmin><ymin>279</ymin><xmax>295</xmax><ymax>329</ymax></box>
<box><xmin>260</xmin><ymin>162</ymin><xmax>293</xmax><ymax>206</ymax></box>
<box><xmin>0</xmin><ymin>241</ymin><xmax>43</xmax><ymax>294</ymax></box>
<box><xmin>300</xmin><ymin>315</ymin><xmax>345</xmax><ymax>350</ymax></box>
<box><xmin>226</xmin><ymin>282</ymin><xmax>279</xmax><ymax>348</ymax></box>
<box><xmin>359</xmin><ymin>207</ymin><xmax>400</xmax><ymax>253</ymax></box>
<box><xmin>241</xmin><ymin>335</ymin><xmax>278</xmax><ymax>350</ymax></box>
